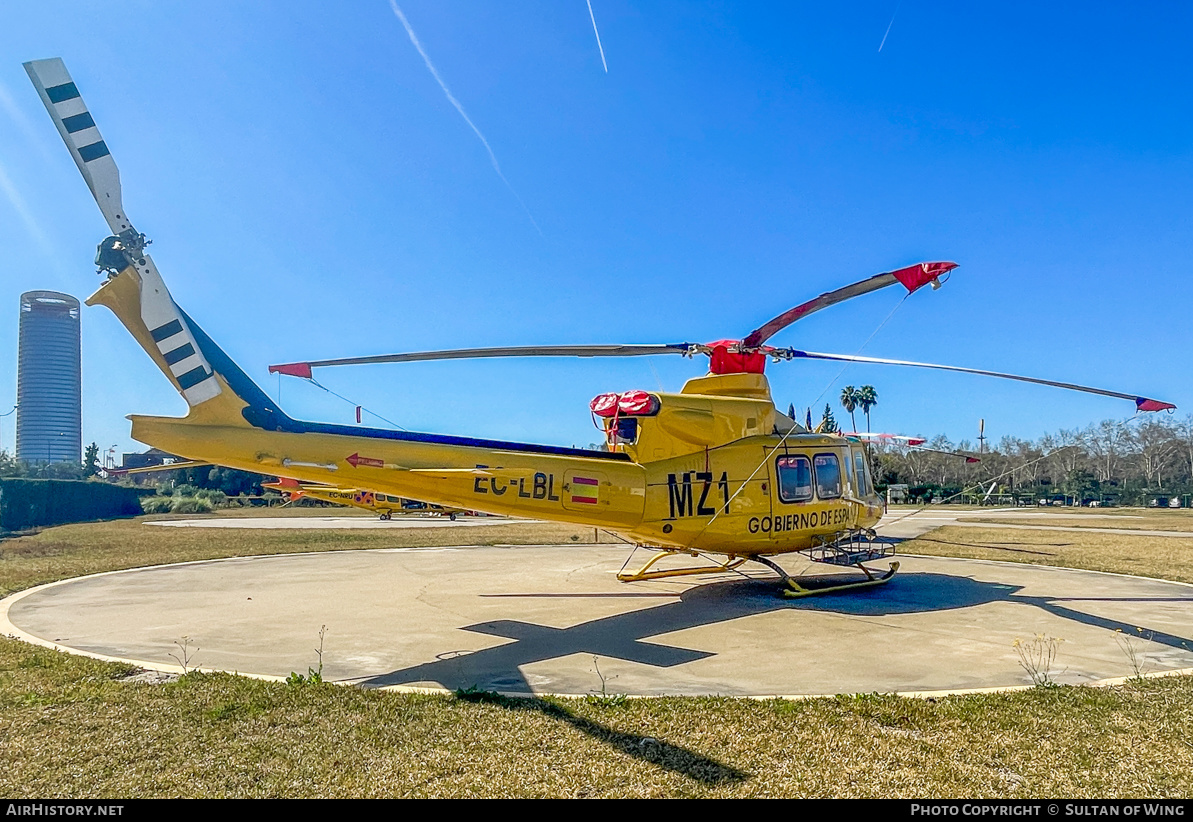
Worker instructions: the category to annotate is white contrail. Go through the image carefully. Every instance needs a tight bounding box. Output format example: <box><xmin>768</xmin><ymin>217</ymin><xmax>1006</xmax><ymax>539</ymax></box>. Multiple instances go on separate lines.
<box><xmin>878</xmin><ymin>2</ymin><xmax>901</xmax><ymax>52</ymax></box>
<box><xmin>0</xmin><ymin>81</ymin><xmax>68</xmax><ymax>271</ymax></box>
<box><xmin>586</xmin><ymin>0</ymin><xmax>608</xmax><ymax>73</ymax></box>
<box><xmin>0</xmin><ymin>160</ymin><xmax>56</xmax><ymax>262</ymax></box>
<box><xmin>387</xmin><ymin>1</ymin><xmax>541</xmax><ymax>233</ymax></box>
<box><xmin>0</xmin><ymin>80</ymin><xmax>56</xmax><ymax>165</ymax></box>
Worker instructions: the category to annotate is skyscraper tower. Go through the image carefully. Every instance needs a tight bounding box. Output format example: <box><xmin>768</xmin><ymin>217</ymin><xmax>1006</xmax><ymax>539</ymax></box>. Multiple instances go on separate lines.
<box><xmin>16</xmin><ymin>291</ymin><xmax>81</xmax><ymax>464</ymax></box>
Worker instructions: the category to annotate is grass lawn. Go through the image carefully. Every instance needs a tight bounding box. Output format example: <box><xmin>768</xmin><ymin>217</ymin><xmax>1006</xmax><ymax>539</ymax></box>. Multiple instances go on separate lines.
<box><xmin>901</xmin><ymin>525</ymin><xmax>1193</xmax><ymax>584</ymax></box>
<box><xmin>1</xmin><ymin>510</ymin><xmax>1192</xmax><ymax>797</ymax></box>
<box><xmin>958</xmin><ymin>508</ymin><xmax>1193</xmax><ymax>533</ymax></box>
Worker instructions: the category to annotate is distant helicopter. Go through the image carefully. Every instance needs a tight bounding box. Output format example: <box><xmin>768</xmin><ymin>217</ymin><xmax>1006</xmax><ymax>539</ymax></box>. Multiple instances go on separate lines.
<box><xmin>25</xmin><ymin>58</ymin><xmax>1175</xmax><ymax>596</ymax></box>
<box><xmin>263</xmin><ymin>478</ymin><xmax>464</xmax><ymax>520</ymax></box>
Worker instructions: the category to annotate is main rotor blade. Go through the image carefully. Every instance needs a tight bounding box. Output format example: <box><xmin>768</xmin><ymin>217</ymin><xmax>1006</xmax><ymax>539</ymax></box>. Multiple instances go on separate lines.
<box><xmin>915</xmin><ymin>447</ymin><xmax>981</xmax><ymax>463</ymax></box>
<box><xmin>743</xmin><ymin>261</ymin><xmax>958</xmax><ymax>349</ymax></box>
<box><xmin>24</xmin><ymin>59</ymin><xmax>134</xmax><ymax>236</ymax></box>
<box><xmin>778</xmin><ymin>349</ymin><xmax>1176</xmax><ymax>412</ymax></box>
<box><xmin>844</xmin><ymin>432</ymin><xmax>928</xmax><ymax>446</ymax></box>
<box><xmin>270</xmin><ymin>344</ymin><xmax>697</xmax><ymax>379</ymax></box>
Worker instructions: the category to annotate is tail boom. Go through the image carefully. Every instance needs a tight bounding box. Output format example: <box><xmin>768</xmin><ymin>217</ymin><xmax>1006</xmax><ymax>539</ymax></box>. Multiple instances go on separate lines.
<box><xmin>129</xmin><ymin>412</ymin><xmax>647</xmax><ymax>529</ymax></box>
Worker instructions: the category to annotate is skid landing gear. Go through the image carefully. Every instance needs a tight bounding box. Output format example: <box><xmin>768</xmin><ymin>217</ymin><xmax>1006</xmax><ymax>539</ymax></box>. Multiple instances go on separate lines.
<box><xmin>752</xmin><ymin>554</ymin><xmax>900</xmax><ymax>598</ymax></box>
<box><xmin>616</xmin><ymin>528</ymin><xmax>900</xmax><ymax>596</ymax></box>
<box><xmin>617</xmin><ymin>549</ymin><xmax>748</xmax><ymax>582</ymax></box>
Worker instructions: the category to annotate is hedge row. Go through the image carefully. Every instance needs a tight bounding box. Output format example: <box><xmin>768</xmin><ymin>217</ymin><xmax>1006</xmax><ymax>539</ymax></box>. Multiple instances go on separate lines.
<box><xmin>0</xmin><ymin>479</ymin><xmax>146</xmax><ymax>531</ymax></box>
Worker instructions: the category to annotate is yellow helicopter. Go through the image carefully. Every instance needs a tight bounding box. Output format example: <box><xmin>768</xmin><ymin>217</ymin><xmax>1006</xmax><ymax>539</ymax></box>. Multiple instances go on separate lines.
<box><xmin>262</xmin><ymin>478</ymin><xmax>465</xmax><ymax>521</ymax></box>
<box><xmin>25</xmin><ymin>58</ymin><xmax>1176</xmax><ymax>596</ymax></box>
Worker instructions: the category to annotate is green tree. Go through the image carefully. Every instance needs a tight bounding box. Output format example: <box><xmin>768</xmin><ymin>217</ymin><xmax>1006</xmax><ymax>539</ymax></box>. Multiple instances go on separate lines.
<box><xmin>38</xmin><ymin>461</ymin><xmax>85</xmax><ymax>480</ymax></box>
<box><xmin>820</xmin><ymin>403</ymin><xmax>838</xmax><ymax>433</ymax></box>
<box><xmin>83</xmin><ymin>442</ymin><xmax>100</xmax><ymax>477</ymax></box>
<box><xmin>857</xmin><ymin>385</ymin><xmax>878</xmax><ymax>432</ymax></box>
<box><xmin>0</xmin><ymin>451</ymin><xmax>26</xmax><ymax>478</ymax></box>
<box><xmin>840</xmin><ymin>386</ymin><xmax>859</xmax><ymax>433</ymax></box>
<box><xmin>208</xmin><ymin>467</ymin><xmax>266</xmax><ymax>497</ymax></box>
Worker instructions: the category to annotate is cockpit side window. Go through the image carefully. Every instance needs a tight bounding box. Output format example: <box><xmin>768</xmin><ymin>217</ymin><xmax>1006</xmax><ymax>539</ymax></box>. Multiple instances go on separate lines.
<box><xmin>776</xmin><ymin>455</ymin><xmax>813</xmax><ymax>503</ymax></box>
<box><xmin>853</xmin><ymin>451</ymin><xmax>869</xmax><ymax>496</ymax></box>
<box><xmin>814</xmin><ymin>453</ymin><xmax>842</xmax><ymax>500</ymax></box>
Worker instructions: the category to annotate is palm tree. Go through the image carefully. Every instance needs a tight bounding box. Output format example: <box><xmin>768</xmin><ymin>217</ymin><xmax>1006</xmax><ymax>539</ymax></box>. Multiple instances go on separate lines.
<box><xmin>840</xmin><ymin>386</ymin><xmax>859</xmax><ymax>433</ymax></box>
<box><xmin>857</xmin><ymin>385</ymin><xmax>878</xmax><ymax>432</ymax></box>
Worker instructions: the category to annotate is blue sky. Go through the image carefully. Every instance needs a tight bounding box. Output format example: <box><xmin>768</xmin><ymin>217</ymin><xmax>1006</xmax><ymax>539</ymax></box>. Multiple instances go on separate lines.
<box><xmin>1</xmin><ymin>1</ymin><xmax>1189</xmax><ymax>459</ymax></box>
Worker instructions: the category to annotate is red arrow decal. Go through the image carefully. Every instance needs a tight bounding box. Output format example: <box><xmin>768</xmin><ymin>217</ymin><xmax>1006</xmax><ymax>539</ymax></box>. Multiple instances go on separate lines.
<box><xmin>346</xmin><ymin>453</ymin><xmax>384</xmax><ymax>468</ymax></box>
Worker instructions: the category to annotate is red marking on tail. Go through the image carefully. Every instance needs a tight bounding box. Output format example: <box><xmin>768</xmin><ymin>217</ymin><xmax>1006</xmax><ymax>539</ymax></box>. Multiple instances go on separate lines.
<box><xmin>346</xmin><ymin>453</ymin><xmax>384</xmax><ymax>468</ymax></box>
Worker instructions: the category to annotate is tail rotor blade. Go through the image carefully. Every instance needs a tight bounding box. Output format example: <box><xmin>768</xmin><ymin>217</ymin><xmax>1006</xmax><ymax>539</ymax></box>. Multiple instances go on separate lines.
<box><xmin>26</xmin><ymin>58</ymin><xmax>221</xmax><ymax>407</ymax></box>
<box><xmin>24</xmin><ymin>58</ymin><xmax>133</xmax><ymax>236</ymax></box>
<box><xmin>777</xmin><ymin>349</ymin><xmax>1176</xmax><ymax>412</ymax></box>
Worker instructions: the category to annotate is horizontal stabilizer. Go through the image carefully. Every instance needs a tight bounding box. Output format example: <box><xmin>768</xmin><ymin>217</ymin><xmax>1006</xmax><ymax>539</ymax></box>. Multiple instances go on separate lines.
<box><xmin>110</xmin><ymin>459</ymin><xmax>210</xmax><ymax>476</ymax></box>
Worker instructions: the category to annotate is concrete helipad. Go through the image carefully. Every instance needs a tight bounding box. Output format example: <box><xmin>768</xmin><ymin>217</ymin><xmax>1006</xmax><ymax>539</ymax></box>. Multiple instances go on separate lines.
<box><xmin>3</xmin><ymin>511</ymin><xmax>1192</xmax><ymax>697</ymax></box>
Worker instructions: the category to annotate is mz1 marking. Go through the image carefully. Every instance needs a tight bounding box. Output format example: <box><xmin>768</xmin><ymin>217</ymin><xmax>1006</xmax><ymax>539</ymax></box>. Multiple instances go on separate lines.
<box><xmin>667</xmin><ymin>471</ymin><xmax>730</xmax><ymax>518</ymax></box>
<box><xmin>749</xmin><ymin>508</ymin><xmax>849</xmax><ymax>534</ymax></box>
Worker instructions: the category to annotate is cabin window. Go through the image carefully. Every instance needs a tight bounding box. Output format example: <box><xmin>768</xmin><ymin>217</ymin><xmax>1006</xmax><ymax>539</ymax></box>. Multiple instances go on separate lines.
<box><xmin>814</xmin><ymin>453</ymin><xmax>842</xmax><ymax>500</ymax></box>
<box><xmin>853</xmin><ymin>451</ymin><xmax>869</xmax><ymax>496</ymax></box>
<box><xmin>776</xmin><ymin>455</ymin><xmax>813</xmax><ymax>503</ymax></box>
<box><xmin>843</xmin><ymin>452</ymin><xmax>856</xmax><ymax>495</ymax></box>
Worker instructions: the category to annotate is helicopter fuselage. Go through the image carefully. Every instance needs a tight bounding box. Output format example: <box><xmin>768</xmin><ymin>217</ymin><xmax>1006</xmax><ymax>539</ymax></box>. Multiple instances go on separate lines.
<box><xmin>94</xmin><ymin>261</ymin><xmax>882</xmax><ymax>557</ymax></box>
<box><xmin>24</xmin><ymin>56</ymin><xmax>1171</xmax><ymax>593</ymax></box>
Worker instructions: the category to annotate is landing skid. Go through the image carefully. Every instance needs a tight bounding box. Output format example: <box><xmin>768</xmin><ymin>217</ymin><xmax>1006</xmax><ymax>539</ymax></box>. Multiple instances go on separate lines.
<box><xmin>617</xmin><ymin>549</ymin><xmax>748</xmax><ymax>582</ymax></box>
<box><xmin>777</xmin><ymin>527</ymin><xmax>901</xmax><ymax>597</ymax></box>
<box><xmin>752</xmin><ymin>554</ymin><xmax>900</xmax><ymax>598</ymax></box>
<box><xmin>616</xmin><ymin>526</ymin><xmax>900</xmax><ymax>596</ymax></box>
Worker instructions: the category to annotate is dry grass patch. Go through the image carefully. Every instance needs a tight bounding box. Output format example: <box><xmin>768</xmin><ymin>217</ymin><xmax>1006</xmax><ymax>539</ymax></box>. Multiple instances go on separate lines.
<box><xmin>961</xmin><ymin>508</ymin><xmax>1193</xmax><ymax>533</ymax></box>
<box><xmin>901</xmin><ymin>526</ymin><xmax>1193</xmax><ymax>585</ymax></box>
<box><xmin>0</xmin><ymin>517</ymin><xmax>622</xmax><ymax>598</ymax></box>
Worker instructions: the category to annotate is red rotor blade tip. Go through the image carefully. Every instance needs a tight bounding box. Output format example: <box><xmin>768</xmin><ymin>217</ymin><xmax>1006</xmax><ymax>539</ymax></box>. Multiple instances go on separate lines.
<box><xmin>269</xmin><ymin>362</ymin><xmax>313</xmax><ymax>379</ymax></box>
<box><xmin>891</xmin><ymin>261</ymin><xmax>958</xmax><ymax>293</ymax></box>
<box><xmin>1136</xmin><ymin>398</ymin><xmax>1177</xmax><ymax>412</ymax></box>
